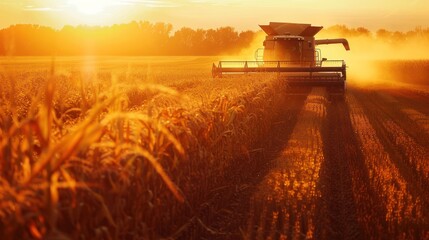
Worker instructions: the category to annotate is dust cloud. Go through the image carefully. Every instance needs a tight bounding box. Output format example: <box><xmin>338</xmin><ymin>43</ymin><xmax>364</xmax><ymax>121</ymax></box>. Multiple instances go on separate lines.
<box><xmin>317</xmin><ymin>27</ymin><xmax>429</xmax><ymax>87</ymax></box>
<box><xmin>237</xmin><ymin>31</ymin><xmax>266</xmax><ymax>60</ymax></box>
<box><xmin>217</xmin><ymin>31</ymin><xmax>266</xmax><ymax>66</ymax></box>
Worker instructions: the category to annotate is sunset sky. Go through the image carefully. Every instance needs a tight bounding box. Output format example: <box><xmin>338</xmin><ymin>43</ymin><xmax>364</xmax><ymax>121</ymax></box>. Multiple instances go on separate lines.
<box><xmin>0</xmin><ymin>0</ymin><xmax>428</xmax><ymax>31</ymax></box>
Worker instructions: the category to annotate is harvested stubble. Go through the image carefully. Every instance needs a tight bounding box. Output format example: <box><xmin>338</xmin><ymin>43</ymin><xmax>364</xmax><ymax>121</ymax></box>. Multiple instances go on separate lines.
<box><xmin>375</xmin><ymin>60</ymin><xmax>429</xmax><ymax>86</ymax></box>
<box><xmin>347</xmin><ymin>94</ymin><xmax>426</xmax><ymax>237</ymax></box>
<box><xmin>244</xmin><ymin>87</ymin><xmax>327</xmax><ymax>239</ymax></box>
<box><xmin>0</xmin><ymin>62</ymin><xmax>287</xmax><ymax>239</ymax></box>
<box><xmin>382</xmin><ymin>118</ymin><xmax>429</xmax><ymax>182</ymax></box>
<box><xmin>401</xmin><ymin>108</ymin><xmax>429</xmax><ymax>135</ymax></box>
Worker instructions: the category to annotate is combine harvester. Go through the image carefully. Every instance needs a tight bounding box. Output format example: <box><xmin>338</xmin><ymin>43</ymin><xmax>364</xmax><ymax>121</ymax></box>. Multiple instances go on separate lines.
<box><xmin>212</xmin><ymin>22</ymin><xmax>350</xmax><ymax>95</ymax></box>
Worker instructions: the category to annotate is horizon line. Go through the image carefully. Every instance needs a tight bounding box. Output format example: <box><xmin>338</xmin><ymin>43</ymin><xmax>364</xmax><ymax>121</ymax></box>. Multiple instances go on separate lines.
<box><xmin>1</xmin><ymin>21</ymin><xmax>429</xmax><ymax>33</ymax></box>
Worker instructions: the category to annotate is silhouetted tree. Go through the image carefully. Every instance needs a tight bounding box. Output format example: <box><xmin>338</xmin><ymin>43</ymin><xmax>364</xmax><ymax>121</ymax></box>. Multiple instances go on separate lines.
<box><xmin>1</xmin><ymin>22</ymin><xmax>427</xmax><ymax>56</ymax></box>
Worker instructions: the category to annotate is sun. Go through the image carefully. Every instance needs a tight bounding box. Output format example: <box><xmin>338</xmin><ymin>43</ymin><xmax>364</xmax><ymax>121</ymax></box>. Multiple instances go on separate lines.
<box><xmin>70</xmin><ymin>0</ymin><xmax>112</xmax><ymax>15</ymax></box>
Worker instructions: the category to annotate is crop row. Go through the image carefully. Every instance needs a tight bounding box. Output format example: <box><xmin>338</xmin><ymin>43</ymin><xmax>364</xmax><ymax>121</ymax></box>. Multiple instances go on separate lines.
<box><xmin>401</xmin><ymin>108</ymin><xmax>429</xmax><ymax>135</ymax></box>
<box><xmin>244</xmin><ymin>87</ymin><xmax>327</xmax><ymax>239</ymax></box>
<box><xmin>347</xmin><ymin>94</ymin><xmax>426</xmax><ymax>238</ymax></box>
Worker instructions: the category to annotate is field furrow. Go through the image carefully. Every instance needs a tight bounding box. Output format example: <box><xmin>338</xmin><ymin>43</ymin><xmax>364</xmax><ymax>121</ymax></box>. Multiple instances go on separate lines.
<box><xmin>243</xmin><ymin>87</ymin><xmax>327</xmax><ymax>239</ymax></box>
<box><xmin>356</xmin><ymin>91</ymin><xmax>429</xmax><ymax>182</ymax></box>
<box><xmin>386</xmin><ymin>88</ymin><xmax>429</xmax><ymax>116</ymax></box>
<box><xmin>382</xmin><ymin>88</ymin><xmax>429</xmax><ymax>138</ymax></box>
<box><xmin>361</xmin><ymin>91</ymin><xmax>429</xmax><ymax>148</ymax></box>
<box><xmin>401</xmin><ymin>108</ymin><xmax>429</xmax><ymax>135</ymax></box>
<box><xmin>348</xmin><ymin>92</ymin><xmax>426</xmax><ymax>238</ymax></box>
<box><xmin>317</xmin><ymin>98</ymin><xmax>364</xmax><ymax>239</ymax></box>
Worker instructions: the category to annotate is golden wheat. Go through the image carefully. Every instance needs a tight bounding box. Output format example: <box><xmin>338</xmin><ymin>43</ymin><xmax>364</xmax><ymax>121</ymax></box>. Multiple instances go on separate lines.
<box><xmin>0</xmin><ymin>57</ymin><xmax>286</xmax><ymax>239</ymax></box>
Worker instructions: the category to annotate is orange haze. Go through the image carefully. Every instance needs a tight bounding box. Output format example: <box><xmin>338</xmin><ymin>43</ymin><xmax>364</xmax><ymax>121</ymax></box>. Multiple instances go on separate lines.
<box><xmin>317</xmin><ymin>27</ymin><xmax>429</xmax><ymax>86</ymax></box>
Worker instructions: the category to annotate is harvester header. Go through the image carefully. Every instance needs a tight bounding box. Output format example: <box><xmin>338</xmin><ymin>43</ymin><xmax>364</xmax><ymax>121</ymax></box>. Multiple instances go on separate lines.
<box><xmin>212</xmin><ymin>22</ymin><xmax>350</xmax><ymax>94</ymax></box>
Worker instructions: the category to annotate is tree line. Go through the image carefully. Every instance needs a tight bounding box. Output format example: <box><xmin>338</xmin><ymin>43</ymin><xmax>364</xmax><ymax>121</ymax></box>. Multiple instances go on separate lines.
<box><xmin>0</xmin><ymin>21</ymin><xmax>255</xmax><ymax>56</ymax></box>
<box><xmin>320</xmin><ymin>24</ymin><xmax>429</xmax><ymax>43</ymax></box>
<box><xmin>0</xmin><ymin>21</ymin><xmax>428</xmax><ymax>56</ymax></box>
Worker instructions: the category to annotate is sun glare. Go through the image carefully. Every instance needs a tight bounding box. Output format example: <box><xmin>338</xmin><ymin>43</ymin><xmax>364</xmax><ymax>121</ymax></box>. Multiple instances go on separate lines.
<box><xmin>70</xmin><ymin>0</ymin><xmax>110</xmax><ymax>15</ymax></box>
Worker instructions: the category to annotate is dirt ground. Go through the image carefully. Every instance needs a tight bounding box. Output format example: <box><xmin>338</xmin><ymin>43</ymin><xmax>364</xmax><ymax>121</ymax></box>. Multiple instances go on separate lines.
<box><xmin>190</xmin><ymin>85</ymin><xmax>429</xmax><ymax>240</ymax></box>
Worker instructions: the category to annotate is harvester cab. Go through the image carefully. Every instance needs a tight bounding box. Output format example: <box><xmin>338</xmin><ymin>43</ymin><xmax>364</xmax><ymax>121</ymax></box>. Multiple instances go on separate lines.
<box><xmin>212</xmin><ymin>22</ymin><xmax>350</xmax><ymax>95</ymax></box>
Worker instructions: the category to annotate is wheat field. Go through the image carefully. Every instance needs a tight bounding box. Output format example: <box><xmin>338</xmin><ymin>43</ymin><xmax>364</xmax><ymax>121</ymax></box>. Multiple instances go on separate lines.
<box><xmin>1</xmin><ymin>57</ymin><xmax>429</xmax><ymax>239</ymax></box>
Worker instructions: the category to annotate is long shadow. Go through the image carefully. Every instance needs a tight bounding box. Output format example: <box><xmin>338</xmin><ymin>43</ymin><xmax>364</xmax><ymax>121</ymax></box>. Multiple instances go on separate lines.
<box><xmin>366</xmin><ymin>89</ymin><xmax>429</xmax><ymax>148</ymax></box>
<box><xmin>193</xmin><ymin>91</ymin><xmax>309</xmax><ymax>240</ymax></box>
<box><xmin>386</xmin><ymin>88</ymin><xmax>429</xmax><ymax>116</ymax></box>
<box><xmin>316</xmin><ymin>88</ymin><xmax>400</xmax><ymax>239</ymax></box>
<box><xmin>316</xmin><ymin>96</ymin><xmax>364</xmax><ymax>239</ymax></box>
